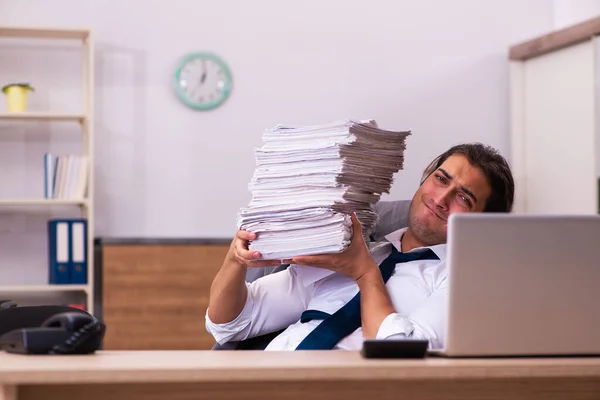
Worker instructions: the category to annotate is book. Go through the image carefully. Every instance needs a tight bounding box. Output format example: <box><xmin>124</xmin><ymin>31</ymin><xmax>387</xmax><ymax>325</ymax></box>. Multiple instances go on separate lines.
<box><xmin>44</xmin><ymin>153</ymin><xmax>89</xmax><ymax>199</ymax></box>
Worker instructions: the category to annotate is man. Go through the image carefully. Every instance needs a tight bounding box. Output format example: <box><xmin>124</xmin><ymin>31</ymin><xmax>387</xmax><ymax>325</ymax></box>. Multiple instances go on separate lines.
<box><xmin>206</xmin><ymin>143</ymin><xmax>515</xmax><ymax>350</ymax></box>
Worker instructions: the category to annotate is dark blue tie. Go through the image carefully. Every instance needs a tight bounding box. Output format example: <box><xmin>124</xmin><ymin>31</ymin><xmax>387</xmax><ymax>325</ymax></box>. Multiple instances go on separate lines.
<box><xmin>295</xmin><ymin>245</ymin><xmax>439</xmax><ymax>350</ymax></box>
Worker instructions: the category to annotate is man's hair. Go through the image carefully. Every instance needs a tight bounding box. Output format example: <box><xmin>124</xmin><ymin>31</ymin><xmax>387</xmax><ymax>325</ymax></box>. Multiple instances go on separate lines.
<box><xmin>420</xmin><ymin>143</ymin><xmax>515</xmax><ymax>212</ymax></box>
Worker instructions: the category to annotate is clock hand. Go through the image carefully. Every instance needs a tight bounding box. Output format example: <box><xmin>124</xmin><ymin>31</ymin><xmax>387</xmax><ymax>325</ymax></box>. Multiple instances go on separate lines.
<box><xmin>192</xmin><ymin>61</ymin><xmax>207</xmax><ymax>100</ymax></box>
<box><xmin>200</xmin><ymin>60</ymin><xmax>207</xmax><ymax>85</ymax></box>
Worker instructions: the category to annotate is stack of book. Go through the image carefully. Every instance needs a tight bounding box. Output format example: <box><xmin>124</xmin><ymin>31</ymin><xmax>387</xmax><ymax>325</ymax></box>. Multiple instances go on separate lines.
<box><xmin>237</xmin><ymin>119</ymin><xmax>410</xmax><ymax>260</ymax></box>
<box><xmin>44</xmin><ymin>153</ymin><xmax>89</xmax><ymax>199</ymax></box>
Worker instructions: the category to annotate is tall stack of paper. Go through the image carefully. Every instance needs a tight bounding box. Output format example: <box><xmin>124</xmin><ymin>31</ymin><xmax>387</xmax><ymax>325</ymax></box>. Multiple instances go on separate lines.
<box><xmin>237</xmin><ymin>119</ymin><xmax>410</xmax><ymax>260</ymax></box>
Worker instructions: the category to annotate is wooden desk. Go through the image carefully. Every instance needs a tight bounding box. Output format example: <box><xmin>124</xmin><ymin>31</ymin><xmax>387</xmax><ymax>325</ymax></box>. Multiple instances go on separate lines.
<box><xmin>1</xmin><ymin>351</ymin><xmax>600</xmax><ymax>400</ymax></box>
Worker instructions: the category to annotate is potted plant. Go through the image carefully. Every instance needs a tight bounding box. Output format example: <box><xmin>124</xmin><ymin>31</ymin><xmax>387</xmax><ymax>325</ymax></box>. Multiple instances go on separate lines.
<box><xmin>1</xmin><ymin>82</ymin><xmax>35</xmax><ymax>112</ymax></box>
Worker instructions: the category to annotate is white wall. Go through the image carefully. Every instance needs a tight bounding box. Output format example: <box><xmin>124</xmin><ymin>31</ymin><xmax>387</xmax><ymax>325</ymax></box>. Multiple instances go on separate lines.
<box><xmin>0</xmin><ymin>0</ymin><xmax>554</xmax><ymax>241</ymax></box>
<box><xmin>552</xmin><ymin>0</ymin><xmax>600</xmax><ymax>28</ymax></box>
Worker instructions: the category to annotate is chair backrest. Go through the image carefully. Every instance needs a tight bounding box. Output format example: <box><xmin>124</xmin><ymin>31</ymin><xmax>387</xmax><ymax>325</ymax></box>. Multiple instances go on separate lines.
<box><xmin>371</xmin><ymin>200</ymin><xmax>411</xmax><ymax>242</ymax></box>
<box><xmin>245</xmin><ymin>200</ymin><xmax>411</xmax><ymax>282</ymax></box>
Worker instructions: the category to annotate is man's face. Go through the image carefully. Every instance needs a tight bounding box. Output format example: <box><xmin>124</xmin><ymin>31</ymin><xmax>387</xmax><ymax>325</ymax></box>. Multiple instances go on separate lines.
<box><xmin>407</xmin><ymin>154</ymin><xmax>492</xmax><ymax>246</ymax></box>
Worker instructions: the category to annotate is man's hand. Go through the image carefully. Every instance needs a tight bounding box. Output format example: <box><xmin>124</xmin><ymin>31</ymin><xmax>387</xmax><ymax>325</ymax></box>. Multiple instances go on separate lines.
<box><xmin>291</xmin><ymin>213</ymin><xmax>378</xmax><ymax>281</ymax></box>
<box><xmin>227</xmin><ymin>230</ymin><xmax>282</xmax><ymax>268</ymax></box>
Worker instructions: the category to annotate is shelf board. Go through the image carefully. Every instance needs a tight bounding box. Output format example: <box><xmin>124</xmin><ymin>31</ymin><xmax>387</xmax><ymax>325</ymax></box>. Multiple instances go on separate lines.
<box><xmin>0</xmin><ymin>284</ymin><xmax>88</xmax><ymax>293</ymax></box>
<box><xmin>0</xmin><ymin>112</ymin><xmax>85</xmax><ymax>122</ymax></box>
<box><xmin>0</xmin><ymin>199</ymin><xmax>88</xmax><ymax>206</ymax></box>
<box><xmin>0</xmin><ymin>26</ymin><xmax>90</xmax><ymax>40</ymax></box>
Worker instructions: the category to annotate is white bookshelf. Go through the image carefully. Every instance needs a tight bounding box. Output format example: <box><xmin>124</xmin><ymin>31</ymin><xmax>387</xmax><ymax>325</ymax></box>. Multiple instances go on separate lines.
<box><xmin>0</xmin><ymin>26</ymin><xmax>95</xmax><ymax>313</ymax></box>
<box><xmin>0</xmin><ymin>199</ymin><xmax>88</xmax><ymax>206</ymax></box>
<box><xmin>0</xmin><ymin>112</ymin><xmax>86</xmax><ymax>123</ymax></box>
<box><xmin>0</xmin><ymin>26</ymin><xmax>89</xmax><ymax>40</ymax></box>
<box><xmin>0</xmin><ymin>284</ymin><xmax>89</xmax><ymax>293</ymax></box>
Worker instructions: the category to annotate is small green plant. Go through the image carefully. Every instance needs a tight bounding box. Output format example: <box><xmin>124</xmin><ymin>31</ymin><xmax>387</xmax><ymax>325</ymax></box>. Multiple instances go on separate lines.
<box><xmin>1</xmin><ymin>83</ymin><xmax>35</xmax><ymax>94</ymax></box>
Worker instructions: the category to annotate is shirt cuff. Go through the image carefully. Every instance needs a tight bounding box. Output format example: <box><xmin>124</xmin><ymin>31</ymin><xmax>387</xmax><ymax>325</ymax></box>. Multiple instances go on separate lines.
<box><xmin>205</xmin><ymin>284</ymin><xmax>255</xmax><ymax>345</ymax></box>
<box><xmin>375</xmin><ymin>312</ymin><xmax>415</xmax><ymax>340</ymax></box>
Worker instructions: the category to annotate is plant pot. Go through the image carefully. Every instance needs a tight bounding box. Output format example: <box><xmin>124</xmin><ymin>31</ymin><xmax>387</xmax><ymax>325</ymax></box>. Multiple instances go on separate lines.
<box><xmin>5</xmin><ymin>85</ymin><xmax>30</xmax><ymax>112</ymax></box>
<box><xmin>2</xmin><ymin>83</ymin><xmax>34</xmax><ymax>112</ymax></box>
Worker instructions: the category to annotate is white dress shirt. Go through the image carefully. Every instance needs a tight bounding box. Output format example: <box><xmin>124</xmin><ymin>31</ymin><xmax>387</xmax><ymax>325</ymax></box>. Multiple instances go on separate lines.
<box><xmin>205</xmin><ymin>228</ymin><xmax>448</xmax><ymax>350</ymax></box>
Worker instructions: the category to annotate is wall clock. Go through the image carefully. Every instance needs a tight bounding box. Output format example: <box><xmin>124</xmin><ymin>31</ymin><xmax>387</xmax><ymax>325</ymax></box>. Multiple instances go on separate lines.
<box><xmin>173</xmin><ymin>52</ymin><xmax>233</xmax><ymax>110</ymax></box>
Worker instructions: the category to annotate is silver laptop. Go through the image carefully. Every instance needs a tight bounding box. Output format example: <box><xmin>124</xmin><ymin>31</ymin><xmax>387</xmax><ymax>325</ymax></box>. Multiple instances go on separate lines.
<box><xmin>430</xmin><ymin>213</ymin><xmax>600</xmax><ymax>357</ymax></box>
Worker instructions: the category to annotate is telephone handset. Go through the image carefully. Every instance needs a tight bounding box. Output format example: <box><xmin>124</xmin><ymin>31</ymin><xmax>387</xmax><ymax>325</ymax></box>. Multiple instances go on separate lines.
<box><xmin>0</xmin><ymin>303</ymin><xmax>106</xmax><ymax>355</ymax></box>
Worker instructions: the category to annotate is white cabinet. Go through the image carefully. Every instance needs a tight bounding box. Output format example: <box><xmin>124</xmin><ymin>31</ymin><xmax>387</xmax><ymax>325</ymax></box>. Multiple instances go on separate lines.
<box><xmin>509</xmin><ymin>17</ymin><xmax>600</xmax><ymax>215</ymax></box>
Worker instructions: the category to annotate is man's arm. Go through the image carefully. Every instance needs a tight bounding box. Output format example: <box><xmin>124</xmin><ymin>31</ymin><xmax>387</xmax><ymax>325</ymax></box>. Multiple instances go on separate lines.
<box><xmin>206</xmin><ymin>256</ymin><xmax>249</xmax><ymax>324</ymax></box>
<box><xmin>206</xmin><ymin>266</ymin><xmax>309</xmax><ymax>344</ymax></box>
<box><xmin>207</xmin><ymin>229</ymin><xmax>280</xmax><ymax>324</ymax></box>
<box><xmin>375</xmin><ymin>283</ymin><xmax>448</xmax><ymax>349</ymax></box>
<box><xmin>355</xmin><ymin>267</ymin><xmax>396</xmax><ymax>338</ymax></box>
<box><xmin>206</xmin><ymin>229</ymin><xmax>307</xmax><ymax>344</ymax></box>
<box><xmin>357</xmin><ymin>272</ymin><xmax>448</xmax><ymax>344</ymax></box>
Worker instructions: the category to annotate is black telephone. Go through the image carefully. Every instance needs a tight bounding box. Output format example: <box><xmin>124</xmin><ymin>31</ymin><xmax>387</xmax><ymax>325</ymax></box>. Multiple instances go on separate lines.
<box><xmin>0</xmin><ymin>301</ymin><xmax>106</xmax><ymax>355</ymax></box>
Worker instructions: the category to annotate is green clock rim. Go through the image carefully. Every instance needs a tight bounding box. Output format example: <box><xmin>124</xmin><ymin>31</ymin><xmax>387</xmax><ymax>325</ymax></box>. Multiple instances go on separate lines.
<box><xmin>173</xmin><ymin>51</ymin><xmax>233</xmax><ymax>110</ymax></box>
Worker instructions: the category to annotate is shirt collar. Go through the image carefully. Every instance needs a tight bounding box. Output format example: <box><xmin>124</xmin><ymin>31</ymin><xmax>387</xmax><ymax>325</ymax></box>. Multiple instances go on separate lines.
<box><xmin>383</xmin><ymin>227</ymin><xmax>447</xmax><ymax>261</ymax></box>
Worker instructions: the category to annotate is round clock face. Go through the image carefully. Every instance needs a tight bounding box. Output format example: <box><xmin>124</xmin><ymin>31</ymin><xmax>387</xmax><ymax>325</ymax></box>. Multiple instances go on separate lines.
<box><xmin>173</xmin><ymin>52</ymin><xmax>233</xmax><ymax>110</ymax></box>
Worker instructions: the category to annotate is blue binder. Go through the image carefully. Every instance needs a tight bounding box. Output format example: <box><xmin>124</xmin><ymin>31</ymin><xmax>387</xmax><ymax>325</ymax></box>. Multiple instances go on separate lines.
<box><xmin>69</xmin><ymin>219</ymin><xmax>88</xmax><ymax>284</ymax></box>
<box><xmin>47</xmin><ymin>219</ymin><xmax>71</xmax><ymax>284</ymax></box>
<box><xmin>48</xmin><ymin>218</ymin><xmax>88</xmax><ymax>284</ymax></box>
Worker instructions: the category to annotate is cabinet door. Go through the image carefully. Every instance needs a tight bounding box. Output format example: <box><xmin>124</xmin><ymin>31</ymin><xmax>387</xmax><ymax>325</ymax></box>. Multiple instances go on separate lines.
<box><xmin>101</xmin><ymin>243</ymin><xmax>229</xmax><ymax>350</ymax></box>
